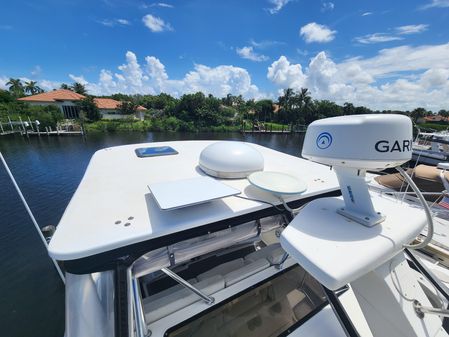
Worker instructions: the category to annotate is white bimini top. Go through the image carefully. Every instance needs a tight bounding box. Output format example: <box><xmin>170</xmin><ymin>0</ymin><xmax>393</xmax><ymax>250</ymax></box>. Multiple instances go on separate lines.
<box><xmin>48</xmin><ymin>141</ymin><xmax>340</xmax><ymax>261</ymax></box>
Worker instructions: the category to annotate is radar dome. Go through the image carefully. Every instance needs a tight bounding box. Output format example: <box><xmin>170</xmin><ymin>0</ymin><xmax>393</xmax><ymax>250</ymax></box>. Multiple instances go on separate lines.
<box><xmin>302</xmin><ymin>114</ymin><xmax>412</xmax><ymax>170</ymax></box>
<box><xmin>199</xmin><ymin>141</ymin><xmax>264</xmax><ymax>178</ymax></box>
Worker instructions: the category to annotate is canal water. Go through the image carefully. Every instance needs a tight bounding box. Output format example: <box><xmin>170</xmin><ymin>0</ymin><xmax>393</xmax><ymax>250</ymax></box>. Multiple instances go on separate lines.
<box><xmin>0</xmin><ymin>131</ymin><xmax>305</xmax><ymax>337</ymax></box>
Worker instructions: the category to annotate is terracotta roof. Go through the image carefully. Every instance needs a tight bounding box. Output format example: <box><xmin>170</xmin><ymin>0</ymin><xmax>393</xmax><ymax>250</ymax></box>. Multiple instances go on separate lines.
<box><xmin>19</xmin><ymin>91</ymin><xmax>147</xmax><ymax>112</ymax></box>
<box><xmin>94</xmin><ymin>98</ymin><xmax>121</xmax><ymax>109</ymax></box>
<box><xmin>18</xmin><ymin>89</ymin><xmax>85</xmax><ymax>102</ymax></box>
<box><xmin>94</xmin><ymin>98</ymin><xmax>147</xmax><ymax>111</ymax></box>
<box><xmin>424</xmin><ymin>115</ymin><xmax>449</xmax><ymax>122</ymax></box>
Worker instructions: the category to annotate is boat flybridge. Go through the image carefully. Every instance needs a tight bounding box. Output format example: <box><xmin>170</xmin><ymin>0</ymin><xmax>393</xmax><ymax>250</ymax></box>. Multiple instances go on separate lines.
<box><xmin>49</xmin><ymin>114</ymin><xmax>449</xmax><ymax>337</ymax></box>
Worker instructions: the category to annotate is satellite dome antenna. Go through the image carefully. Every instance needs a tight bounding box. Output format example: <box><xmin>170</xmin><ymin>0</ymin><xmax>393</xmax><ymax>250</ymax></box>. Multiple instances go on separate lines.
<box><xmin>302</xmin><ymin>114</ymin><xmax>413</xmax><ymax>227</ymax></box>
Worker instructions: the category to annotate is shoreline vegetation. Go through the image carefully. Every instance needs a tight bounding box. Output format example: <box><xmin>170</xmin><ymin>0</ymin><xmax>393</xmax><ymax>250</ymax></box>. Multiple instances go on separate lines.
<box><xmin>1</xmin><ymin>80</ymin><xmax>448</xmax><ymax>134</ymax></box>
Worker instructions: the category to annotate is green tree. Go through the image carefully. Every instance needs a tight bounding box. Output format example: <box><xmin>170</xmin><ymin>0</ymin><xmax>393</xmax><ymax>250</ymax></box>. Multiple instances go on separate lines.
<box><xmin>24</xmin><ymin>81</ymin><xmax>43</xmax><ymax>95</ymax></box>
<box><xmin>60</xmin><ymin>83</ymin><xmax>71</xmax><ymax>90</ymax></box>
<box><xmin>313</xmin><ymin>100</ymin><xmax>343</xmax><ymax>121</ymax></box>
<box><xmin>343</xmin><ymin>102</ymin><xmax>355</xmax><ymax>115</ymax></box>
<box><xmin>439</xmin><ymin>109</ymin><xmax>449</xmax><ymax>117</ymax></box>
<box><xmin>118</xmin><ymin>101</ymin><xmax>138</xmax><ymax>115</ymax></box>
<box><xmin>294</xmin><ymin>88</ymin><xmax>312</xmax><ymax>124</ymax></box>
<box><xmin>0</xmin><ymin>89</ymin><xmax>14</xmax><ymax>104</ymax></box>
<box><xmin>6</xmin><ymin>78</ymin><xmax>24</xmax><ymax>97</ymax></box>
<box><xmin>410</xmin><ymin>107</ymin><xmax>427</xmax><ymax>123</ymax></box>
<box><xmin>255</xmin><ymin>99</ymin><xmax>274</xmax><ymax>122</ymax></box>
<box><xmin>77</xmin><ymin>96</ymin><xmax>100</xmax><ymax>121</ymax></box>
<box><xmin>72</xmin><ymin>82</ymin><xmax>87</xmax><ymax>95</ymax></box>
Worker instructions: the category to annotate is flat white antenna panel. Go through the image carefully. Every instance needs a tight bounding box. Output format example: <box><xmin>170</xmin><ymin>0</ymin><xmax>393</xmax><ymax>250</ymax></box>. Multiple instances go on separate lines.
<box><xmin>148</xmin><ymin>177</ymin><xmax>240</xmax><ymax>210</ymax></box>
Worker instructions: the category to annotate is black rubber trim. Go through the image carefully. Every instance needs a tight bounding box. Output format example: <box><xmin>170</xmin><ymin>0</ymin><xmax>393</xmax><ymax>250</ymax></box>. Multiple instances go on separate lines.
<box><xmin>115</xmin><ymin>262</ymin><xmax>129</xmax><ymax>337</ymax></box>
<box><xmin>322</xmin><ymin>286</ymin><xmax>361</xmax><ymax>337</ymax></box>
<box><xmin>63</xmin><ymin>190</ymin><xmax>340</xmax><ymax>274</ymax></box>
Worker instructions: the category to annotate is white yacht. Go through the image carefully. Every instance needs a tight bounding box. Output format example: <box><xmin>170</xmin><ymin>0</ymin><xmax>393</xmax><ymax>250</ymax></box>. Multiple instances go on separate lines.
<box><xmin>48</xmin><ymin>114</ymin><xmax>449</xmax><ymax>337</ymax></box>
<box><xmin>413</xmin><ymin>131</ymin><xmax>449</xmax><ymax>165</ymax></box>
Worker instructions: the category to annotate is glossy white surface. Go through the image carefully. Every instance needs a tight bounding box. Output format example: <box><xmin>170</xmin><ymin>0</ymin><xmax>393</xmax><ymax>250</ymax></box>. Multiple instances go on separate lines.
<box><xmin>280</xmin><ymin>194</ymin><xmax>426</xmax><ymax>290</ymax></box>
<box><xmin>248</xmin><ymin>171</ymin><xmax>307</xmax><ymax>195</ymax></box>
<box><xmin>199</xmin><ymin>141</ymin><xmax>264</xmax><ymax>178</ymax></box>
<box><xmin>302</xmin><ymin>114</ymin><xmax>412</xmax><ymax>170</ymax></box>
<box><xmin>148</xmin><ymin>176</ymin><xmax>240</xmax><ymax>210</ymax></box>
<box><xmin>48</xmin><ymin>141</ymin><xmax>340</xmax><ymax>260</ymax></box>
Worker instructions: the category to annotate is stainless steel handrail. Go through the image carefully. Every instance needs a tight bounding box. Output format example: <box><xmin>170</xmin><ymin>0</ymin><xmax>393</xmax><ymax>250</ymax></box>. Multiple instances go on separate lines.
<box><xmin>414</xmin><ymin>300</ymin><xmax>449</xmax><ymax>318</ymax></box>
<box><xmin>161</xmin><ymin>267</ymin><xmax>215</xmax><ymax>304</ymax></box>
<box><xmin>132</xmin><ymin>277</ymin><xmax>151</xmax><ymax>337</ymax></box>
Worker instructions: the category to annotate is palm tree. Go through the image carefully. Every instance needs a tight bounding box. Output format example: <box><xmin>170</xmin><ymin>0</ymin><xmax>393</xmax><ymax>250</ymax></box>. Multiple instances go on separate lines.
<box><xmin>291</xmin><ymin>88</ymin><xmax>312</xmax><ymax>124</ymax></box>
<box><xmin>6</xmin><ymin>78</ymin><xmax>24</xmax><ymax>97</ymax></box>
<box><xmin>279</xmin><ymin>88</ymin><xmax>294</xmax><ymax>111</ymax></box>
<box><xmin>24</xmin><ymin>81</ymin><xmax>43</xmax><ymax>95</ymax></box>
<box><xmin>71</xmin><ymin>82</ymin><xmax>87</xmax><ymax>95</ymax></box>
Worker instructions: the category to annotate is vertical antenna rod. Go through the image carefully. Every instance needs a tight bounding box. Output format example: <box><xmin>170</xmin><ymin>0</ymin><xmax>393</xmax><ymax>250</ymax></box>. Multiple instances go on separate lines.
<box><xmin>0</xmin><ymin>152</ymin><xmax>65</xmax><ymax>283</ymax></box>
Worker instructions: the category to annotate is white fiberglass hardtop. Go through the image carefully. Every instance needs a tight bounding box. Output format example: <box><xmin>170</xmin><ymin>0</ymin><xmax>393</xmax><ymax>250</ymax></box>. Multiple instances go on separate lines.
<box><xmin>48</xmin><ymin>140</ymin><xmax>340</xmax><ymax>261</ymax></box>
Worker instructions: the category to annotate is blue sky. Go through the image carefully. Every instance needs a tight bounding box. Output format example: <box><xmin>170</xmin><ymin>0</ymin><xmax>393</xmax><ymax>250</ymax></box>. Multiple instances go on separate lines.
<box><xmin>1</xmin><ymin>0</ymin><xmax>449</xmax><ymax>111</ymax></box>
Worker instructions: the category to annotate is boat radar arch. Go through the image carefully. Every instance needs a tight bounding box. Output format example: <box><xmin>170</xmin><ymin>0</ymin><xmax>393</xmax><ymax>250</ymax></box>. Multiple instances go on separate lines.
<box><xmin>199</xmin><ymin>141</ymin><xmax>264</xmax><ymax>178</ymax></box>
<box><xmin>281</xmin><ymin>114</ymin><xmax>428</xmax><ymax>290</ymax></box>
<box><xmin>302</xmin><ymin>114</ymin><xmax>413</xmax><ymax>227</ymax></box>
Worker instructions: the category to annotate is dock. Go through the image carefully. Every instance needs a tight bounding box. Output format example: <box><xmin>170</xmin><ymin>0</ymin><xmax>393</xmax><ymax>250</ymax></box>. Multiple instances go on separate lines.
<box><xmin>241</xmin><ymin>123</ymin><xmax>307</xmax><ymax>134</ymax></box>
<box><xmin>0</xmin><ymin>117</ymin><xmax>83</xmax><ymax>137</ymax></box>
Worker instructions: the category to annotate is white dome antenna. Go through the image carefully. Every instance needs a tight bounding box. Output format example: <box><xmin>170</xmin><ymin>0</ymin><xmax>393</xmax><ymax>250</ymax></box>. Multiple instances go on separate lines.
<box><xmin>302</xmin><ymin>114</ymin><xmax>413</xmax><ymax>226</ymax></box>
<box><xmin>199</xmin><ymin>141</ymin><xmax>264</xmax><ymax>179</ymax></box>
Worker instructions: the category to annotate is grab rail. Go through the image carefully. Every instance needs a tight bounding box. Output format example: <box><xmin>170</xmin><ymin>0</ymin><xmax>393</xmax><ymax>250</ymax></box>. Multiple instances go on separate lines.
<box><xmin>161</xmin><ymin>267</ymin><xmax>215</xmax><ymax>305</ymax></box>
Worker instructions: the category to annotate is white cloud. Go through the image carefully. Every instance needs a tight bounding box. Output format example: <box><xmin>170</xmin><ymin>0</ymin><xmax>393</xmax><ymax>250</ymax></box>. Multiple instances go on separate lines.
<box><xmin>98</xmin><ymin>18</ymin><xmax>131</xmax><ymax>27</ymax></box>
<box><xmin>343</xmin><ymin>43</ymin><xmax>449</xmax><ymax>76</ymax></box>
<box><xmin>356</xmin><ymin>24</ymin><xmax>428</xmax><ymax>44</ymax></box>
<box><xmin>355</xmin><ymin>33</ymin><xmax>403</xmax><ymax>44</ymax></box>
<box><xmin>300</xmin><ymin>22</ymin><xmax>336</xmax><ymax>43</ymax></box>
<box><xmin>267</xmin><ymin>56</ymin><xmax>307</xmax><ymax>89</ymax></box>
<box><xmin>321</xmin><ymin>2</ymin><xmax>335</xmax><ymax>12</ymax></box>
<box><xmin>395</xmin><ymin>24</ymin><xmax>428</xmax><ymax>35</ymax></box>
<box><xmin>31</xmin><ymin>65</ymin><xmax>42</xmax><ymax>77</ymax></box>
<box><xmin>249</xmin><ymin>39</ymin><xmax>284</xmax><ymax>49</ymax></box>
<box><xmin>236</xmin><ymin>46</ymin><xmax>269</xmax><ymax>62</ymax></box>
<box><xmin>0</xmin><ymin>76</ymin><xmax>8</xmax><ymax>89</ymax></box>
<box><xmin>267</xmin><ymin>43</ymin><xmax>449</xmax><ymax>111</ymax></box>
<box><xmin>61</xmin><ymin>51</ymin><xmax>262</xmax><ymax>99</ymax></box>
<box><xmin>117</xmin><ymin>19</ymin><xmax>130</xmax><ymax>25</ymax></box>
<box><xmin>142</xmin><ymin>14</ymin><xmax>173</xmax><ymax>32</ymax></box>
<box><xmin>68</xmin><ymin>74</ymin><xmax>88</xmax><ymax>85</ymax></box>
<box><xmin>144</xmin><ymin>2</ymin><xmax>174</xmax><ymax>8</ymax></box>
<box><xmin>421</xmin><ymin>0</ymin><xmax>449</xmax><ymax>9</ymax></box>
<box><xmin>267</xmin><ymin>0</ymin><xmax>291</xmax><ymax>14</ymax></box>
<box><xmin>39</xmin><ymin>79</ymin><xmax>62</xmax><ymax>91</ymax></box>
<box><xmin>420</xmin><ymin>68</ymin><xmax>449</xmax><ymax>88</ymax></box>
<box><xmin>361</xmin><ymin>12</ymin><xmax>372</xmax><ymax>16</ymax></box>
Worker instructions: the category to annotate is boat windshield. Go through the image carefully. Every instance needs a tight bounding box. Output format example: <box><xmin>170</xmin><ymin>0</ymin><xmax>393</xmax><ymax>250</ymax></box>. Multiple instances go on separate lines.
<box><xmin>165</xmin><ymin>265</ymin><xmax>327</xmax><ymax>337</ymax></box>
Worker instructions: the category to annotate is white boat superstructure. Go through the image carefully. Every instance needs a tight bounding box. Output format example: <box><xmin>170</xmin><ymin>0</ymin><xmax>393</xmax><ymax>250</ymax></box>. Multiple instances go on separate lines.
<box><xmin>48</xmin><ymin>114</ymin><xmax>449</xmax><ymax>337</ymax></box>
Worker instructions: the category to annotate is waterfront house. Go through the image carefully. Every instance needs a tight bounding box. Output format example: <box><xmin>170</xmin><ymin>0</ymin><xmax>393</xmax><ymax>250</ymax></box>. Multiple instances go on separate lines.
<box><xmin>18</xmin><ymin>89</ymin><xmax>146</xmax><ymax>119</ymax></box>
<box><xmin>93</xmin><ymin>98</ymin><xmax>147</xmax><ymax>120</ymax></box>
